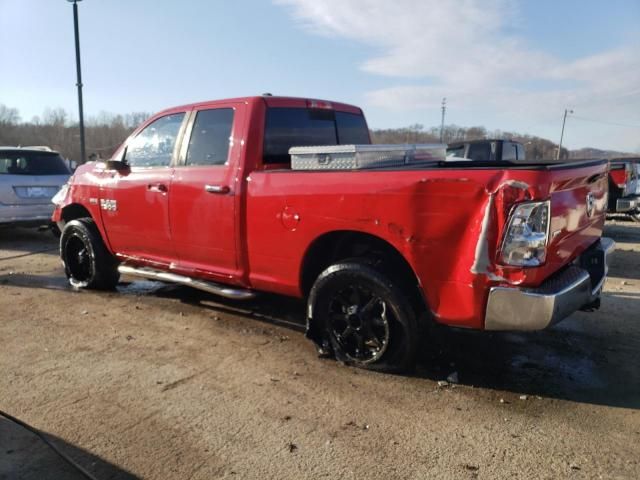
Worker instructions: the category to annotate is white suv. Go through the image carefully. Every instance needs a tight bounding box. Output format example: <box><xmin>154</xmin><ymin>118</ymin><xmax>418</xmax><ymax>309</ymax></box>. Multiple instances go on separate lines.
<box><xmin>0</xmin><ymin>147</ymin><xmax>71</xmax><ymax>228</ymax></box>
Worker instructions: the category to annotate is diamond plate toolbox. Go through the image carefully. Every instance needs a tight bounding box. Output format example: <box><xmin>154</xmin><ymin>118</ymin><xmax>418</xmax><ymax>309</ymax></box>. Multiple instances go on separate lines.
<box><xmin>289</xmin><ymin>144</ymin><xmax>446</xmax><ymax>171</ymax></box>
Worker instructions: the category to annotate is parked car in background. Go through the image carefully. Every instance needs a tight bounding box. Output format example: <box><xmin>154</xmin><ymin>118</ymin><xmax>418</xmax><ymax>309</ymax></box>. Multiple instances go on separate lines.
<box><xmin>0</xmin><ymin>147</ymin><xmax>71</xmax><ymax>230</ymax></box>
<box><xmin>446</xmin><ymin>139</ymin><xmax>526</xmax><ymax>162</ymax></box>
<box><xmin>607</xmin><ymin>157</ymin><xmax>640</xmax><ymax>222</ymax></box>
<box><xmin>53</xmin><ymin>96</ymin><xmax>613</xmax><ymax>372</ymax></box>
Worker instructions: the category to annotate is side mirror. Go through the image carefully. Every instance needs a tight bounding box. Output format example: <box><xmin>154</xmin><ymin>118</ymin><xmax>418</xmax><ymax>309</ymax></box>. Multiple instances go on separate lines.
<box><xmin>104</xmin><ymin>159</ymin><xmax>130</xmax><ymax>172</ymax></box>
<box><xmin>105</xmin><ymin>146</ymin><xmax>130</xmax><ymax>172</ymax></box>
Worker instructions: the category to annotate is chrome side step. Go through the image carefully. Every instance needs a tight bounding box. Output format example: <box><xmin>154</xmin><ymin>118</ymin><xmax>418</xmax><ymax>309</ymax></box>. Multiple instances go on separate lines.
<box><xmin>117</xmin><ymin>265</ymin><xmax>255</xmax><ymax>300</ymax></box>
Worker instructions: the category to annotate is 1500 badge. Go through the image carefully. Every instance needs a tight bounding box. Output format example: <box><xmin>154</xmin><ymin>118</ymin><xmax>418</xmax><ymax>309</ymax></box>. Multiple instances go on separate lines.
<box><xmin>100</xmin><ymin>199</ymin><xmax>117</xmax><ymax>211</ymax></box>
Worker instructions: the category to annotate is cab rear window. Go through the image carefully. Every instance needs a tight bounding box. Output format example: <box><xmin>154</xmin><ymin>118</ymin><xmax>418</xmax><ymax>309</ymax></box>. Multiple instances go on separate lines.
<box><xmin>0</xmin><ymin>151</ymin><xmax>70</xmax><ymax>175</ymax></box>
<box><xmin>263</xmin><ymin>108</ymin><xmax>370</xmax><ymax>164</ymax></box>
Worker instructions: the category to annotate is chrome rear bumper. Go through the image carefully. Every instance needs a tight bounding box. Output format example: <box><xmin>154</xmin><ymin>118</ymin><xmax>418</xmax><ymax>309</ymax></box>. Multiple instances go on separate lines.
<box><xmin>485</xmin><ymin>238</ymin><xmax>615</xmax><ymax>330</ymax></box>
<box><xmin>616</xmin><ymin>195</ymin><xmax>639</xmax><ymax>212</ymax></box>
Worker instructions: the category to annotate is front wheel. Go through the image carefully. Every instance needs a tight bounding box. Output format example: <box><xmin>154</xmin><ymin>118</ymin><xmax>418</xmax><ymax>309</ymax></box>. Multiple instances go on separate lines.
<box><xmin>630</xmin><ymin>210</ymin><xmax>640</xmax><ymax>223</ymax></box>
<box><xmin>308</xmin><ymin>260</ymin><xmax>419</xmax><ymax>373</ymax></box>
<box><xmin>60</xmin><ymin>218</ymin><xmax>120</xmax><ymax>289</ymax></box>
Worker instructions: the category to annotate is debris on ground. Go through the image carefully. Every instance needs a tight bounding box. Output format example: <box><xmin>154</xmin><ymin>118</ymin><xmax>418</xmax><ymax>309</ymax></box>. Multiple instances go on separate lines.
<box><xmin>447</xmin><ymin>371</ymin><xmax>459</xmax><ymax>384</ymax></box>
<box><xmin>287</xmin><ymin>442</ymin><xmax>297</xmax><ymax>453</ymax></box>
<box><xmin>437</xmin><ymin>380</ymin><xmax>449</xmax><ymax>388</ymax></box>
<box><xmin>519</xmin><ymin>395</ymin><xmax>528</xmax><ymax>400</ymax></box>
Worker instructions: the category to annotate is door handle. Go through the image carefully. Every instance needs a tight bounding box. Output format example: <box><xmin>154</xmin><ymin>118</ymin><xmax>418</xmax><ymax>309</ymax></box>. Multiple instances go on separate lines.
<box><xmin>147</xmin><ymin>183</ymin><xmax>168</xmax><ymax>193</ymax></box>
<box><xmin>204</xmin><ymin>185</ymin><xmax>230</xmax><ymax>194</ymax></box>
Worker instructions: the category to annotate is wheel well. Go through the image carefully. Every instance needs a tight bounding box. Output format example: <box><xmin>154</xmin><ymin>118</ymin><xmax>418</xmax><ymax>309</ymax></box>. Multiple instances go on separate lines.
<box><xmin>60</xmin><ymin>204</ymin><xmax>93</xmax><ymax>223</ymax></box>
<box><xmin>300</xmin><ymin>231</ymin><xmax>427</xmax><ymax>312</ymax></box>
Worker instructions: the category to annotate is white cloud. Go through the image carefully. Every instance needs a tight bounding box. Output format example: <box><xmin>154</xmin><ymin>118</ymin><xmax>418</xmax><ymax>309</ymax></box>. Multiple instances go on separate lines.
<box><xmin>277</xmin><ymin>0</ymin><xmax>640</xmax><ymax>151</ymax></box>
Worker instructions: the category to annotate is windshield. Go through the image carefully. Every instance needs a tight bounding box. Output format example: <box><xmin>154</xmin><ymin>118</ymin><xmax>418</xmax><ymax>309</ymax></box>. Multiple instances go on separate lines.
<box><xmin>446</xmin><ymin>145</ymin><xmax>466</xmax><ymax>158</ymax></box>
<box><xmin>263</xmin><ymin>108</ymin><xmax>370</xmax><ymax>164</ymax></box>
<box><xmin>0</xmin><ymin>151</ymin><xmax>70</xmax><ymax>175</ymax></box>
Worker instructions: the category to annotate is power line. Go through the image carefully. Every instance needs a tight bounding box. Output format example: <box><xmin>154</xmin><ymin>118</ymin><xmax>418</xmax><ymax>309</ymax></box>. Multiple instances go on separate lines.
<box><xmin>570</xmin><ymin>115</ymin><xmax>640</xmax><ymax>129</ymax></box>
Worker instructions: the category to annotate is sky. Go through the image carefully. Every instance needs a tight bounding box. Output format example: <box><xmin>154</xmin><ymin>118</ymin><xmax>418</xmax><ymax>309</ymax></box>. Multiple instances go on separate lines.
<box><xmin>1</xmin><ymin>0</ymin><xmax>639</xmax><ymax>152</ymax></box>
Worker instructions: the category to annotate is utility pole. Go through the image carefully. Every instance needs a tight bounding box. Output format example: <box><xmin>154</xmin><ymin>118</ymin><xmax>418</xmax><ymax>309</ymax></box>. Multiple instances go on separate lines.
<box><xmin>439</xmin><ymin>97</ymin><xmax>446</xmax><ymax>143</ymax></box>
<box><xmin>556</xmin><ymin>108</ymin><xmax>573</xmax><ymax>160</ymax></box>
<box><xmin>68</xmin><ymin>0</ymin><xmax>86</xmax><ymax>164</ymax></box>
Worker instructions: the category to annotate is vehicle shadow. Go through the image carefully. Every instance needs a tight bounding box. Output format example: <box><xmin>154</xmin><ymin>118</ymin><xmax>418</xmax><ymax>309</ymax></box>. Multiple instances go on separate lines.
<box><xmin>608</xmin><ymin>249</ymin><xmax>640</xmax><ymax>280</ymax></box>
<box><xmin>413</xmin><ymin>296</ymin><xmax>640</xmax><ymax>410</ymax></box>
<box><xmin>3</xmin><ymin>273</ymin><xmax>638</xmax><ymax>410</ymax></box>
<box><xmin>0</xmin><ymin>227</ymin><xmax>58</xmax><ymax>259</ymax></box>
<box><xmin>604</xmin><ymin>220</ymin><xmax>640</xmax><ymax>244</ymax></box>
<box><xmin>154</xmin><ymin>284</ymin><xmax>640</xmax><ymax>410</ymax></box>
<box><xmin>0</xmin><ymin>273</ymin><xmax>69</xmax><ymax>290</ymax></box>
<box><xmin>0</xmin><ymin>417</ymin><xmax>138</xmax><ymax>480</ymax></box>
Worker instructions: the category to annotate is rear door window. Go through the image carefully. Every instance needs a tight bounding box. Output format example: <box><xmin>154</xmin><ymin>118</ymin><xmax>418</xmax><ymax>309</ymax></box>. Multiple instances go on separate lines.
<box><xmin>263</xmin><ymin>108</ymin><xmax>370</xmax><ymax>165</ymax></box>
<box><xmin>185</xmin><ymin>108</ymin><xmax>235</xmax><ymax>166</ymax></box>
<box><xmin>502</xmin><ymin>142</ymin><xmax>517</xmax><ymax>161</ymax></box>
<box><xmin>467</xmin><ymin>143</ymin><xmax>492</xmax><ymax>161</ymax></box>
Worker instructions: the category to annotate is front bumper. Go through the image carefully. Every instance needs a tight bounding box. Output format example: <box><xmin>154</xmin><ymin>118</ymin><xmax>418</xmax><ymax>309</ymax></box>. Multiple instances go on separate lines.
<box><xmin>615</xmin><ymin>195</ymin><xmax>639</xmax><ymax>213</ymax></box>
<box><xmin>485</xmin><ymin>238</ymin><xmax>615</xmax><ymax>330</ymax></box>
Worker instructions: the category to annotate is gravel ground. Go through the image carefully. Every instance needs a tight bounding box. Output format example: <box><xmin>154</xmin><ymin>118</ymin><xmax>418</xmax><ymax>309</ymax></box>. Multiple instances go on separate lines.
<box><xmin>1</xmin><ymin>221</ymin><xmax>639</xmax><ymax>480</ymax></box>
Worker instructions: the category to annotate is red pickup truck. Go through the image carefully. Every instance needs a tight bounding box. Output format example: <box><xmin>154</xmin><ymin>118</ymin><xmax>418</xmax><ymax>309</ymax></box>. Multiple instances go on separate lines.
<box><xmin>607</xmin><ymin>157</ymin><xmax>640</xmax><ymax>222</ymax></box>
<box><xmin>52</xmin><ymin>95</ymin><xmax>614</xmax><ymax>372</ymax></box>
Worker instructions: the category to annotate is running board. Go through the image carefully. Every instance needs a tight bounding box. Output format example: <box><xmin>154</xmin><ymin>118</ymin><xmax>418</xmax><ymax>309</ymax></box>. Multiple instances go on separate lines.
<box><xmin>117</xmin><ymin>265</ymin><xmax>255</xmax><ymax>300</ymax></box>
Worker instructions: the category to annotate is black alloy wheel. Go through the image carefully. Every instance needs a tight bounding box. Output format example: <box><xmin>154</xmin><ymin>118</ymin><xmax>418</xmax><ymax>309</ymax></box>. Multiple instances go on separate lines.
<box><xmin>60</xmin><ymin>218</ymin><xmax>120</xmax><ymax>290</ymax></box>
<box><xmin>309</xmin><ymin>260</ymin><xmax>419</xmax><ymax>372</ymax></box>
<box><xmin>327</xmin><ymin>284</ymin><xmax>391</xmax><ymax>364</ymax></box>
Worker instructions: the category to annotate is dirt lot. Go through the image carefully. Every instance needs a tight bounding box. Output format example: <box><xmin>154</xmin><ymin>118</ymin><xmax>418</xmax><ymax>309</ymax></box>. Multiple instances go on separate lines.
<box><xmin>1</xmin><ymin>221</ymin><xmax>639</xmax><ymax>480</ymax></box>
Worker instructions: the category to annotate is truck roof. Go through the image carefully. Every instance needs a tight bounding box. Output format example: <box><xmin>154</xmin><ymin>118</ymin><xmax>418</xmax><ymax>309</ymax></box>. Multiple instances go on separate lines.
<box><xmin>155</xmin><ymin>95</ymin><xmax>363</xmax><ymax>116</ymax></box>
<box><xmin>447</xmin><ymin>139</ymin><xmax>518</xmax><ymax>147</ymax></box>
<box><xmin>0</xmin><ymin>146</ymin><xmax>60</xmax><ymax>154</ymax></box>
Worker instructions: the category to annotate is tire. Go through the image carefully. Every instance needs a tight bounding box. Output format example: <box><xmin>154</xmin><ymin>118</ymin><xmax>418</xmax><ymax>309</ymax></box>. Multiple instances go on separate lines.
<box><xmin>308</xmin><ymin>260</ymin><xmax>419</xmax><ymax>373</ymax></box>
<box><xmin>60</xmin><ymin>218</ymin><xmax>120</xmax><ymax>290</ymax></box>
<box><xmin>630</xmin><ymin>210</ymin><xmax>640</xmax><ymax>223</ymax></box>
<box><xmin>50</xmin><ymin>222</ymin><xmax>61</xmax><ymax>238</ymax></box>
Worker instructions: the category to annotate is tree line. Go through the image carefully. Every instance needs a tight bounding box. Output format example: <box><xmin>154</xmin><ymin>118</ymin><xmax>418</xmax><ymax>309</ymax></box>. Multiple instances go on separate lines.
<box><xmin>371</xmin><ymin>123</ymin><xmax>574</xmax><ymax>159</ymax></box>
<box><xmin>0</xmin><ymin>104</ymin><xmax>148</xmax><ymax>162</ymax></box>
<box><xmin>0</xmin><ymin>104</ymin><xmax>629</xmax><ymax>162</ymax></box>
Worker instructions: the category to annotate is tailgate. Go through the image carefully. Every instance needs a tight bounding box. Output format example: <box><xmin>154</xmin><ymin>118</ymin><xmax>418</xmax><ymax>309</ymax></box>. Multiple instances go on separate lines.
<box><xmin>0</xmin><ymin>174</ymin><xmax>69</xmax><ymax>205</ymax></box>
<box><xmin>542</xmin><ymin>160</ymin><xmax>608</xmax><ymax>277</ymax></box>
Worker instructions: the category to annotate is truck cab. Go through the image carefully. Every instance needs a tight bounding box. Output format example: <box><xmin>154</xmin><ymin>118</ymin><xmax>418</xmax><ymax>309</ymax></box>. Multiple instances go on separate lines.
<box><xmin>446</xmin><ymin>139</ymin><xmax>526</xmax><ymax>162</ymax></box>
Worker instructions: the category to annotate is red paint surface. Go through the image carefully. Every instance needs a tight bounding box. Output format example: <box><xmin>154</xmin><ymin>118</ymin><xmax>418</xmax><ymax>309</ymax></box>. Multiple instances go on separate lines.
<box><xmin>53</xmin><ymin>96</ymin><xmax>608</xmax><ymax>330</ymax></box>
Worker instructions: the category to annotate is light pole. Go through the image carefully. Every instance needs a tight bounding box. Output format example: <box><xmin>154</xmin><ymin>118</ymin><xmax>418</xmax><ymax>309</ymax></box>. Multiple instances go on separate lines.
<box><xmin>439</xmin><ymin>97</ymin><xmax>446</xmax><ymax>143</ymax></box>
<box><xmin>67</xmin><ymin>0</ymin><xmax>86</xmax><ymax>164</ymax></box>
<box><xmin>556</xmin><ymin>108</ymin><xmax>573</xmax><ymax>160</ymax></box>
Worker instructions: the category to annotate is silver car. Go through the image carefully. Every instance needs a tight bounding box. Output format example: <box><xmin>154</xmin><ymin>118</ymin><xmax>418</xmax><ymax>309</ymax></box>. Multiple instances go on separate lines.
<box><xmin>0</xmin><ymin>147</ymin><xmax>71</xmax><ymax>227</ymax></box>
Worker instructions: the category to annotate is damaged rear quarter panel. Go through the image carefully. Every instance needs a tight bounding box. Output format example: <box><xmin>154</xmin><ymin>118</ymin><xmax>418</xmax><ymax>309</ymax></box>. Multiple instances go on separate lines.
<box><xmin>246</xmin><ymin>168</ymin><xmax>552</xmax><ymax>329</ymax></box>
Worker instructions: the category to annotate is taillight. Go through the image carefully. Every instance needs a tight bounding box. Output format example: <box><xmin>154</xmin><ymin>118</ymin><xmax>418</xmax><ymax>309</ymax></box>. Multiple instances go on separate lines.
<box><xmin>500</xmin><ymin>201</ymin><xmax>550</xmax><ymax>267</ymax></box>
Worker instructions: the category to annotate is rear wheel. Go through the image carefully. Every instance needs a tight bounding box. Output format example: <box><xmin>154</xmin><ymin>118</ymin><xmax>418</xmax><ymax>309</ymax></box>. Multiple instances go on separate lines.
<box><xmin>308</xmin><ymin>260</ymin><xmax>419</xmax><ymax>373</ymax></box>
<box><xmin>60</xmin><ymin>218</ymin><xmax>119</xmax><ymax>289</ymax></box>
<box><xmin>630</xmin><ymin>210</ymin><xmax>640</xmax><ymax>223</ymax></box>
